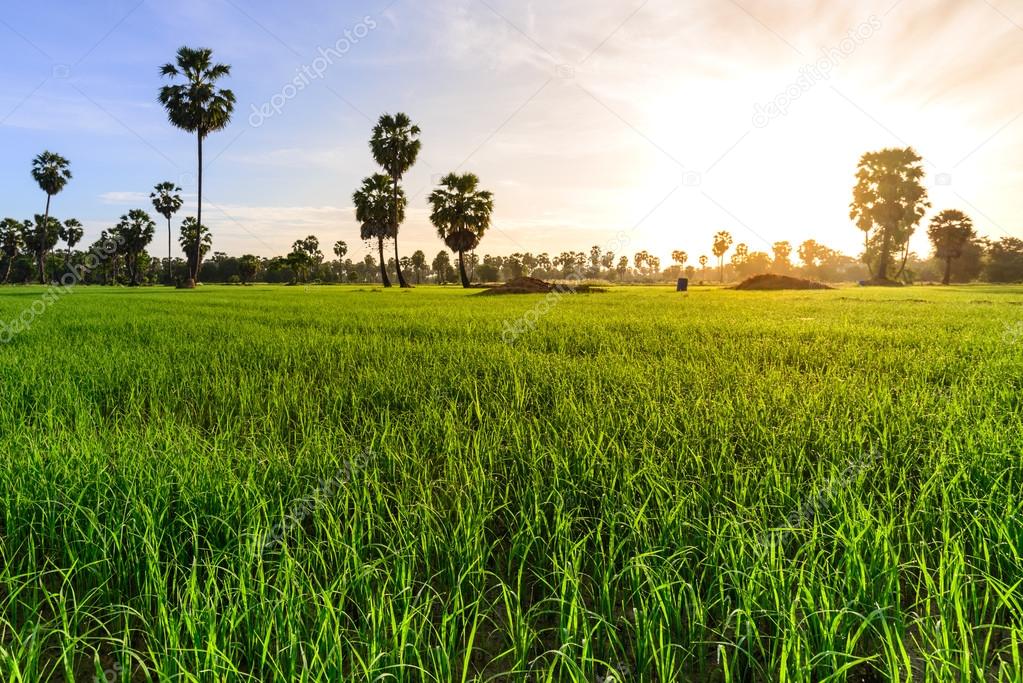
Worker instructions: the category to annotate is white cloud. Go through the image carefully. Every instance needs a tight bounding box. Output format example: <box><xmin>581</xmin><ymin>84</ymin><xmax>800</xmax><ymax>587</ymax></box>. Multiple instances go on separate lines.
<box><xmin>99</xmin><ymin>191</ymin><xmax>149</xmax><ymax>205</ymax></box>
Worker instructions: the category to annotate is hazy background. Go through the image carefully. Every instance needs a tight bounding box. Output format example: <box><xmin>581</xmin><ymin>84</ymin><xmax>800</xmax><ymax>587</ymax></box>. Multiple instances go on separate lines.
<box><xmin>2</xmin><ymin>0</ymin><xmax>1021</xmax><ymax>263</ymax></box>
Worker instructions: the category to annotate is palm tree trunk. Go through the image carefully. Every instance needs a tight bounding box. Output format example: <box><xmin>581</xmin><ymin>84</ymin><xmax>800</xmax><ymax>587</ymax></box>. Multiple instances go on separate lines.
<box><xmin>378</xmin><ymin>237</ymin><xmax>391</xmax><ymax>287</ymax></box>
<box><xmin>167</xmin><ymin>217</ymin><xmax>172</xmax><ymax>285</ymax></box>
<box><xmin>392</xmin><ymin>177</ymin><xmax>410</xmax><ymax>288</ymax></box>
<box><xmin>943</xmin><ymin>257</ymin><xmax>953</xmax><ymax>286</ymax></box>
<box><xmin>393</xmin><ymin>238</ymin><xmax>410</xmax><ymax>288</ymax></box>
<box><xmin>894</xmin><ymin>241</ymin><xmax>910</xmax><ymax>280</ymax></box>
<box><xmin>877</xmin><ymin>229</ymin><xmax>892</xmax><ymax>281</ymax></box>
<box><xmin>38</xmin><ymin>194</ymin><xmax>52</xmax><ymax>284</ymax></box>
<box><xmin>2</xmin><ymin>258</ymin><xmax>11</xmax><ymax>285</ymax></box>
<box><xmin>458</xmin><ymin>250</ymin><xmax>470</xmax><ymax>288</ymax></box>
<box><xmin>193</xmin><ymin>133</ymin><xmax>203</xmax><ymax>285</ymax></box>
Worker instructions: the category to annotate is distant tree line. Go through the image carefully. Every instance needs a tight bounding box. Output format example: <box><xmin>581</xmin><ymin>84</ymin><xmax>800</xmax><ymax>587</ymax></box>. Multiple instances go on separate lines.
<box><xmin>3</xmin><ymin>54</ymin><xmax>1020</xmax><ymax>289</ymax></box>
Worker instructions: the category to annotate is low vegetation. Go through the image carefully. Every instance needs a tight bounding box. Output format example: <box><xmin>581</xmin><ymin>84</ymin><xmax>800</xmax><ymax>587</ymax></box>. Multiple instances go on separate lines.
<box><xmin>1</xmin><ymin>285</ymin><xmax>1021</xmax><ymax>681</ymax></box>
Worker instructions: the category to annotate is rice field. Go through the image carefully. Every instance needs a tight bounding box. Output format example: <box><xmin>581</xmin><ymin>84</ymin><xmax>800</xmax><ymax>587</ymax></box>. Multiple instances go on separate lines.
<box><xmin>0</xmin><ymin>284</ymin><xmax>1021</xmax><ymax>682</ymax></box>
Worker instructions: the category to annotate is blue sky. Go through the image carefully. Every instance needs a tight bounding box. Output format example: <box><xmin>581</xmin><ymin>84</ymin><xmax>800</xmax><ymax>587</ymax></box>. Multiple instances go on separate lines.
<box><xmin>2</xmin><ymin>0</ymin><xmax>1023</xmax><ymax>264</ymax></box>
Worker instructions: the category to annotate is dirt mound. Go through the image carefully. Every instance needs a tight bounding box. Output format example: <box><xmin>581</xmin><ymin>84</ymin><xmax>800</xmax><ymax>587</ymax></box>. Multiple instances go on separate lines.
<box><xmin>479</xmin><ymin>277</ymin><xmax>556</xmax><ymax>295</ymax></box>
<box><xmin>478</xmin><ymin>277</ymin><xmax>605</xmax><ymax>296</ymax></box>
<box><xmin>734</xmin><ymin>274</ymin><xmax>833</xmax><ymax>291</ymax></box>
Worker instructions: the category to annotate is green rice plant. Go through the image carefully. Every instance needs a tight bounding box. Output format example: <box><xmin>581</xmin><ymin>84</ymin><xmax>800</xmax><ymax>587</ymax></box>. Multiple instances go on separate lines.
<box><xmin>0</xmin><ymin>284</ymin><xmax>1020</xmax><ymax>681</ymax></box>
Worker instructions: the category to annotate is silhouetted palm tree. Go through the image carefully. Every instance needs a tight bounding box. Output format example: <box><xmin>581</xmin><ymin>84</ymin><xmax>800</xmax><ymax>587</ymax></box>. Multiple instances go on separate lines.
<box><xmin>370</xmin><ymin>113</ymin><xmax>420</xmax><ymax>288</ymax></box>
<box><xmin>354</xmin><ymin>174</ymin><xmax>402</xmax><ymax>287</ymax></box>
<box><xmin>850</xmin><ymin>147</ymin><xmax>929</xmax><ymax>282</ymax></box>
<box><xmin>927</xmin><ymin>209</ymin><xmax>976</xmax><ymax>285</ymax></box>
<box><xmin>712</xmin><ymin>231</ymin><xmax>733</xmax><ymax>283</ymax></box>
<box><xmin>429</xmin><ymin>173</ymin><xmax>494</xmax><ymax>288</ymax></box>
<box><xmin>30</xmin><ymin>151</ymin><xmax>72</xmax><ymax>283</ymax></box>
<box><xmin>159</xmin><ymin>47</ymin><xmax>234</xmax><ymax>287</ymax></box>
<box><xmin>151</xmin><ymin>181</ymin><xmax>184</xmax><ymax>284</ymax></box>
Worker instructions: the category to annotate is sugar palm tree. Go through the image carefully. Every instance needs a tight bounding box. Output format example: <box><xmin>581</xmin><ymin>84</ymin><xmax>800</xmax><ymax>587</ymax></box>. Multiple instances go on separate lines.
<box><xmin>30</xmin><ymin>151</ymin><xmax>72</xmax><ymax>283</ymax></box>
<box><xmin>0</xmin><ymin>219</ymin><xmax>25</xmax><ymax>284</ymax></box>
<box><xmin>333</xmin><ymin>240</ymin><xmax>348</xmax><ymax>282</ymax></box>
<box><xmin>158</xmin><ymin>47</ymin><xmax>234</xmax><ymax>287</ymax></box>
<box><xmin>178</xmin><ymin>217</ymin><xmax>212</xmax><ymax>283</ymax></box>
<box><xmin>354</xmin><ymin>174</ymin><xmax>402</xmax><ymax>287</ymax></box>
<box><xmin>927</xmin><ymin>209</ymin><xmax>976</xmax><ymax>285</ymax></box>
<box><xmin>712</xmin><ymin>231</ymin><xmax>733</xmax><ymax>283</ymax></box>
<box><xmin>24</xmin><ymin>215</ymin><xmax>62</xmax><ymax>284</ymax></box>
<box><xmin>428</xmin><ymin>173</ymin><xmax>494</xmax><ymax>288</ymax></box>
<box><xmin>411</xmin><ymin>250</ymin><xmax>426</xmax><ymax>284</ymax></box>
<box><xmin>112</xmin><ymin>210</ymin><xmax>157</xmax><ymax>286</ymax></box>
<box><xmin>59</xmin><ymin>218</ymin><xmax>83</xmax><ymax>273</ymax></box>
<box><xmin>151</xmin><ymin>181</ymin><xmax>184</xmax><ymax>284</ymax></box>
<box><xmin>370</xmin><ymin>113</ymin><xmax>420</xmax><ymax>288</ymax></box>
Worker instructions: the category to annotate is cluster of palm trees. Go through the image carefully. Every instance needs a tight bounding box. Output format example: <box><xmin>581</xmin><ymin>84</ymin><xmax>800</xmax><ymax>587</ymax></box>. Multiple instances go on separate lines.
<box><xmin>0</xmin><ymin>151</ymin><xmax>84</xmax><ymax>285</ymax></box>
<box><xmin>8</xmin><ymin>46</ymin><xmax>500</xmax><ymax>290</ymax></box>
<box><xmin>352</xmin><ymin>113</ymin><xmax>495</xmax><ymax>289</ymax></box>
<box><xmin>159</xmin><ymin>47</ymin><xmax>499</xmax><ymax>290</ymax></box>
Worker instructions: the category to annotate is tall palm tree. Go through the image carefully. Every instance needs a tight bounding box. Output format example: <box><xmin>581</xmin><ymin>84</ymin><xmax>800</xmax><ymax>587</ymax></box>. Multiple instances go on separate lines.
<box><xmin>151</xmin><ymin>181</ymin><xmax>184</xmax><ymax>284</ymax></box>
<box><xmin>428</xmin><ymin>173</ymin><xmax>494</xmax><ymax>288</ymax></box>
<box><xmin>59</xmin><ymin>219</ymin><xmax>83</xmax><ymax>274</ymax></box>
<box><xmin>333</xmin><ymin>240</ymin><xmax>348</xmax><ymax>282</ymax></box>
<box><xmin>353</xmin><ymin>174</ymin><xmax>403</xmax><ymax>287</ymax></box>
<box><xmin>178</xmin><ymin>217</ymin><xmax>212</xmax><ymax>284</ymax></box>
<box><xmin>158</xmin><ymin>47</ymin><xmax>234</xmax><ymax>288</ymax></box>
<box><xmin>30</xmin><ymin>151</ymin><xmax>72</xmax><ymax>283</ymax></box>
<box><xmin>370</xmin><ymin>113</ymin><xmax>420</xmax><ymax>288</ymax></box>
<box><xmin>0</xmin><ymin>219</ymin><xmax>25</xmax><ymax>284</ymax></box>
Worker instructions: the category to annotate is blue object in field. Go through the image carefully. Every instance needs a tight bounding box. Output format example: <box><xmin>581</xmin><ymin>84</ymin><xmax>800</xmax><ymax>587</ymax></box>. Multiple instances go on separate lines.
<box><xmin>677</xmin><ymin>278</ymin><xmax>689</xmax><ymax>292</ymax></box>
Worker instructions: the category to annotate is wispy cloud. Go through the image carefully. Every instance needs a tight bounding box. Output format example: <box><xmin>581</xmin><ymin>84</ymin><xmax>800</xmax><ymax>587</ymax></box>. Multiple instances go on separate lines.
<box><xmin>99</xmin><ymin>191</ymin><xmax>149</xmax><ymax>205</ymax></box>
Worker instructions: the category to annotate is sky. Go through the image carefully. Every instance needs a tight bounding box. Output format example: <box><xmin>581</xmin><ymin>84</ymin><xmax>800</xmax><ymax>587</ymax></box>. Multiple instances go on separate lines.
<box><xmin>2</xmin><ymin>0</ymin><xmax>1022</xmax><ymax>266</ymax></box>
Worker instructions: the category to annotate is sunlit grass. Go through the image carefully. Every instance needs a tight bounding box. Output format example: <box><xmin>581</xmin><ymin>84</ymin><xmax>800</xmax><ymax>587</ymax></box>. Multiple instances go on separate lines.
<box><xmin>0</xmin><ymin>284</ymin><xmax>1021</xmax><ymax>681</ymax></box>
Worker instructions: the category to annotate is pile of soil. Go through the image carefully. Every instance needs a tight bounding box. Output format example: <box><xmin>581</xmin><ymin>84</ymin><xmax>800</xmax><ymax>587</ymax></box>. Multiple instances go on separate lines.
<box><xmin>478</xmin><ymin>277</ymin><xmax>605</xmax><ymax>296</ymax></box>
<box><xmin>734</xmin><ymin>274</ymin><xmax>833</xmax><ymax>291</ymax></box>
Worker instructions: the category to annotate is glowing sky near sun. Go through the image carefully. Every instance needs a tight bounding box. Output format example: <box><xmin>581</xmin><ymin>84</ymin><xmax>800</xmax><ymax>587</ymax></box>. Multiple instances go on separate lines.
<box><xmin>1</xmin><ymin>0</ymin><xmax>1021</xmax><ymax>264</ymax></box>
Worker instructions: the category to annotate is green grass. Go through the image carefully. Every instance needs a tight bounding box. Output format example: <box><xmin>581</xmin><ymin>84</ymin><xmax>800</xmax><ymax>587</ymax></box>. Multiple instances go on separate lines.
<box><xmin>0</xmin><ymin>284</ymin><xmax>1021</xmax><ymax>682</ymax></box>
